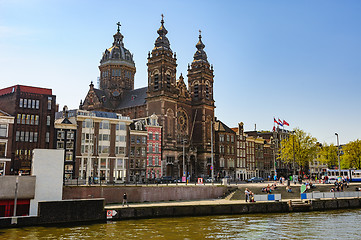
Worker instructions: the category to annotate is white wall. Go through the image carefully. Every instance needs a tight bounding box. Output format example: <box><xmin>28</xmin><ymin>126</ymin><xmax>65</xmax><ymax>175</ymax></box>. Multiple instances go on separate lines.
<box><xmin>29</xmin><ymin>149</ymin><xmax>64</xmax><ymax>216</ymax></box>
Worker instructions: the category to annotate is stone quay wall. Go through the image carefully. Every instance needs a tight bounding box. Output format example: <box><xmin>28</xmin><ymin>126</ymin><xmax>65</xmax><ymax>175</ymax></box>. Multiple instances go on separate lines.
<box><xmin>63</xmin><ymin>185</ymin><xmax>228</xmax><ymax>204</ymax></box>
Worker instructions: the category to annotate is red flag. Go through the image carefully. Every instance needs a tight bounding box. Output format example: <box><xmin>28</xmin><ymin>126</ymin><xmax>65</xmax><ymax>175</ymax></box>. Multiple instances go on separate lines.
<box><xmin>274</xmin><ymin>118</ymin><xmax>278</xmax><ymax>124</ymax></box>
<box><xmin>278</xmin><ymin>119</ymin><xmax>283</xmax><ymax>127</ymax></box>
<box><xmin>283</xmin><ymin>120</ymin><xmax>289</xmax><ymax>126</ymax></box>
<box><xmin>273</xmin><ymin>126</ymin><xmax>276</xmax><ymax>132</ymax></box>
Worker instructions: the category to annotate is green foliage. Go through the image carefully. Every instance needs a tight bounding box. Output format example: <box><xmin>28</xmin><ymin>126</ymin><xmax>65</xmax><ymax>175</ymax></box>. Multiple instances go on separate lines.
<box><xmin>342</xmin><ymin>139</ymin><xmax>361</xmax><ymax>169</ymax></box>
<box><xmin>279</xmin><ymin>128</ymin><xmax>318</xmax><ymax>167</ymax></box>
<box><xmin>318</xmin><ymin>143</ymin><xmax>338</xmax><ymax>167</ymax></box>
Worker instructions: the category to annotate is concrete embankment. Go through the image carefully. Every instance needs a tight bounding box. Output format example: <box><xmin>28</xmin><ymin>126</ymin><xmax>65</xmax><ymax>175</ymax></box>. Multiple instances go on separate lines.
<box><xmin>105</xmin><ymin>197</ymin><xmax>361</xmax><ymax>221</ymax></box>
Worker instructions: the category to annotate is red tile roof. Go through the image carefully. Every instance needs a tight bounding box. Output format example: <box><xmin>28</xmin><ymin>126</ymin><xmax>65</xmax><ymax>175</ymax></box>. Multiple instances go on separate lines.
<box><xmin>0</xmin><ymin>85</ymin><xmax>52</xmax><ymax>96</ymax></box>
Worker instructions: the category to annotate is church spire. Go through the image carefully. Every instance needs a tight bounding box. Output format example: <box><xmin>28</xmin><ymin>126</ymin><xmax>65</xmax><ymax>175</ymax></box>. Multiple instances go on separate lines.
<box><xmin>154</xmin><ymin>14</ymin><xmax>171</xmax><ymax>51</ymax></box>
<box><xmin>113</xmin><ymin>22</ymin><xmax>124</xmax><ymax>47</ymax></box>
<box><xmin>193</xmin><ymin>30</ymin><xmax>208</xmax><ymax>63</ymax></box>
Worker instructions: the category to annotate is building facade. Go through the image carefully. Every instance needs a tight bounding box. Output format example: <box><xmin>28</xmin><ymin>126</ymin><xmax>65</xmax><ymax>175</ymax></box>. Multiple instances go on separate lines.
<box><xmin>81</xmin><ymin>18</ymin><xmax>215</xmax><ymax>180</ymax></box>
<box><xmin>0</xmin><ymin>110</ymin><xmax>14</xmax><ymax>175</ymax></box>
<box><xmin>0</xmin><ymin>85</ymin><xmax>56</xmax><ymax>175</ymax></box>
<box><xmin>54</xmin><ymin>107</ymin><xmax>77</xmax><ymax>180</ymax></box>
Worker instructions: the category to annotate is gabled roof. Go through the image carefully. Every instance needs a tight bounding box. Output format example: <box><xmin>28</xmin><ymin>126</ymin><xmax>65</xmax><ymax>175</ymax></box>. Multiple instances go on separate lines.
<box><xmin>0</xmin><ymin>109</ymin><xmax>12</xmax><ymax>117</ymax></box>
<box><xmin>214</xmin><ymin>120</ymin><xmax>235</xmax><ymax>134</ymax></box>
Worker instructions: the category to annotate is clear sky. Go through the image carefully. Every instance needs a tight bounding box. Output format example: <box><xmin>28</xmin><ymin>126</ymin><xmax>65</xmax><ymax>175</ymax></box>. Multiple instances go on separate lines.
<box><xmin>1</xmin><ymin>0</ymin><xmax>360</xmax><ymax>145</ymax></box>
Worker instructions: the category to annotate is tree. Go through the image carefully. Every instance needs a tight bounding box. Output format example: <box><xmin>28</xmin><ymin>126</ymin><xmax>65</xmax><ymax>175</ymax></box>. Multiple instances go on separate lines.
<box><xmin>279</xmin><ymin>128</ymin><xmax>318</xmax><ymax>169</ymax></box>
<box><xmin>318</xmin><ymin>143</ymin><xmax>338</xmax><ymax>168</ymax></box>
<box><xmin>341</xmin><ymin>139</ymin><xmax>361</xmax><ymax>169</ymax></box>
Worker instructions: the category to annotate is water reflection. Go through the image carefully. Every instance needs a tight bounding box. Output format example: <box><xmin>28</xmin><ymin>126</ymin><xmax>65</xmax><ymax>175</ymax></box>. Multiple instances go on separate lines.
<box><xmin>1</xmin><ymin>209</ymin><xmax>360</xmax><ymax>239</ymax></box>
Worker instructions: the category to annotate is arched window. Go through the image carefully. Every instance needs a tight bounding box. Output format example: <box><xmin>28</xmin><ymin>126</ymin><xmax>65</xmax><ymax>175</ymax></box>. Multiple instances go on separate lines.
<box><xmin>166</xmin><ymin>74</ymin><xmax>171</xmax><ymax>89</ymax></box>
<box><xmin>154</xmin><ymin>74</ymin><xmax>159</xmax><ymax>91</ymax></box>
<box><xmin>166</xmin><ymin>109</ymin><xmax>174</xmax><ymax>137</ymax></box>
<box><xmin>194</xmin><ymin>82</ymin><xmax>199</xmax><ymax>99</ymax></box>
<box><xmin>205</xmin><ymin>82</ymin><xmax>210</xmax><ymax>99</ymax></box>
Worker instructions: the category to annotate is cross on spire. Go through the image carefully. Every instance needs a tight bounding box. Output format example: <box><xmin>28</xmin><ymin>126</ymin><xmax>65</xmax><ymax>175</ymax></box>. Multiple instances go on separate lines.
<box><xmin>116</xmin><ymin>22</ymin><xmax>121</xmax><ymax>33</ymax></box>
<box><xmin>161</xmin><ymin>14</ymin><xmax>164</xmax><ymax>21</ymax></box>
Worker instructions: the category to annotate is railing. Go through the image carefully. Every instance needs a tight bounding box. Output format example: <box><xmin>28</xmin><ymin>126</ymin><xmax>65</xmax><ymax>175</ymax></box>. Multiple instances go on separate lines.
<box><xmin>301</xmin><ymin>191</ymin><xmax>361</xmax><ymax>200</ymax></box>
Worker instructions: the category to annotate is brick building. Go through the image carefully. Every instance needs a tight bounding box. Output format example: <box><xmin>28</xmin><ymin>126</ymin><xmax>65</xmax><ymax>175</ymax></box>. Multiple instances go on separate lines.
<box><xmin>0</xmin><ymin>85</ymin><xmax>56</xmax><ymax>175</ymax></box>
<box><xmin>81</xmin><ymin>18</ymin><xmax>215</xmax><ymax>180</ymax></box>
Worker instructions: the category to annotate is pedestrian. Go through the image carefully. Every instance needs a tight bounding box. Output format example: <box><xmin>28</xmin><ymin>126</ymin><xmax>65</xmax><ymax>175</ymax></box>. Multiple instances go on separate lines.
<box><xmin>245</xmin><ymin>188</ymin><xmax>250</xmax><ymax>202</ymax></box>
<box><xmin>122</xmin><ymin>192</ymin><xmax>129</xmax><ymax>207</ymax></box>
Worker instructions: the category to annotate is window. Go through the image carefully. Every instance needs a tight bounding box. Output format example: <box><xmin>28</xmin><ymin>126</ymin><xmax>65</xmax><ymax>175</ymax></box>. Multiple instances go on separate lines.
<box><xmin>21</xmin><ymin>114</ymin><xmax>26</xmax><ymax>124</ymax></box>
<box><xmin>16</xmin><ymin>131</ymin><xmax>20</xmax><ymax>141</ymax></box>
<box><xmin>17</xmin><ymin>114</ymin><xmax>21</xmax><ymax>124</ymax></box>
<box><xmin>0</xmin><ymin>142</ymin><xmax>5</xmax><ymax>158</ymax></box>
<box><xmin>58</xmin><ymin>131</ymin><xmax>65</xmax><ymax>139</ymax></box>
<box><xmin>36</xmin><ymin>100</ymin><xmax>39</xmax><ymax>109</ymax></box>
<box><xmin>67</xmin><ymin>131</ymin><xmax>74</xmax><ymax>140</ymax></box>
<box><xmin>136</xmin><ymin>137</ymin><xmax>140</xmax><ymax>144</ymax></box>
<box><xmin>0</xmin><ymin>124</ymin><xmax>7</xmax><ymax>137</ymax></box>
<box><xmin>166</xmin><ymin>74</ymin><xmax>171</xmax><ymax>89</ymax></box>
<box><xmin>116</xmin><ymin>135</ymin><xmax>125</xmax><ymax>142</ymax></box>
<box><xmin>155</xmin><ymin>143</ymin><xmax>159</xmax><ymax>153</ymax></box>
<box><xmin>149</xmin><ymin>143</ymin><xmax>153</xmax><ymax>153</ymax></box>
<box><xmin>20</xmin><ymin>131</ymin><xmax>24</xmax><ymax>142</ymax></box>
<box><xmin>142</xmin><ymin>136</ymin><xmax>147</xmax><ymax>144</ymax></box>
<box><xmin>34</xmin><ymin>132</ymin><xmax>38</xmax><ymax>142</ymax></box>
<box><xmin>149</xmin><ymin>156</ymin><xmax>153</xmax><ymax>166</ymax></box>
<box><xmin>57</xmin><ymin>142</ymin><xmax>64</xmax><ymax>149</ymax></box>
<box><xmin>32</xmin><ymin>99</ymin><xmax>35</xmax><ymax>109</ymax></box>
<box><xmin>45</xmin><ymin>132</ymin><xmax>50</xmax><ymax>143</ymax></box>
<box><xmin>46</xmin><ymin>116</ymin><xmax>51</xmax><ymax>126</ymax></box>
<box><xmin>155</xmin><ymin>156</ymin><xmax>159</xmax><ymax>166</ymax></box>
<box><xmin>227</xmin><ymin>135</ymin><xmax>230</xmax><ymax>142</ymax></box>
<box><xmin>66</xmin><ymin>141</ymin><xmax>74</xmax><ymax>149</ymax></box>
<box><xmin>30</xmin><ymin>115</ymin><xmax>34</xmax><ymax>125</ymax></box>
<box><xmin>205</xmin><ymin>84</ymin><xmax>209</xmax><ymax>99</ymax></box>
<box><xmin>19</xmin><ymin>98</ymin><xmax>23</xmax><ymax>108</ymax></box>
<box><xmin>99</xmin><ymin>120</ymin><xmax>110</xmax><ymax>129</ymax></box>
<box><xmin>149</xmin><ymin>133</ymin><xmax>153</xmax><ymax>140</ymax></box>
<box><xmin>24</xmin><ymin>99</ymin><xmax>27</xmax><ymax>108</ymax></box>
<box><xmin>130</xmin><ymin>147</ymin><xmax>135</xmax><ymax>156</ymax></box>
<box><xmin>154</xmin><ymin>74</ymin><xmax>159</xmax><ymax>91</ymax></box>
<box><xmin>35</xmin><ymin>115</ymin><xmax>39</xmax><ymax>125</ymax></box>
<box><xmin>115</xmin><ymin>146</ymin><xmax>125</xmax><ymax>154</ymax></box>
<box><xmin>29</xmin><ymin>132</ymin><xmax>33</xmax><ymax>142</ymax></box>
<box><xmin>194</xmin><ymin>83</ymin><xmax>199</xmax><ymax>98</ymax></box>
<box><xmin>155</xmin><ymin>133</ymin><xmax>159</xmax><ymax>140</ymax></box>
<box><xmin>25</xmin><ymin>132</ymin><xmax>29</xmax><ymax>142</ymax></box>
<box><xmin>142</xmin><ymin>147</ymin><xmax>146</xmax><ymax>156</ymax></box>
<box><xmin>219</xmin><ymin>135</ymin><xmax>224</xmax><ymax>142</ymax></box>
<box><xmin>66</xmin><ymin>152</ymin><xmax>73</xmax><ymax>161</ymax></box>
<box><xmin>116</xmin><ymin>122</ymin><xmax>126</xmax><ymax>130</ymax></box>
<box><xmin>231</xmin><ymin>135</ymin><xmax>234</xmax><ymax>143</ymax></box>
<box><xmin>131</xmin><ymin>136</ymin><xmax>135</xmax><ymax>143</ymax></box>
<box><xmin>47</xmin><ymin>97</ymin><xmax>52</xmax><ymax>110</ymax></box>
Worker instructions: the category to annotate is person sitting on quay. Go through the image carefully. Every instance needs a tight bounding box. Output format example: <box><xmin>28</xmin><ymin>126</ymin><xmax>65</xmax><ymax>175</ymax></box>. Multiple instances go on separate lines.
<box><xmin>286</xmin><ymin>186</ymin><xmax>292</xmax><ymax>193</ymax></box>
<box><xmin>249</xmin><ymin>191</ymin><xmax>255</xmax><ymax>202</ymax></box>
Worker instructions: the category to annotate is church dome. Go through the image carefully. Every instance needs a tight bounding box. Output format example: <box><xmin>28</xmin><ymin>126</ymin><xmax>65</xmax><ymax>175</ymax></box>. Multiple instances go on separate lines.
<box><xmin>153</xmin><ymin>15</ymin><xmax>172</xmax><ymax>52</ymax></box>
<box><xmin>100</xmin><ymin>23</ymin><xmax>135</xmax><ymax>66</ymax></box>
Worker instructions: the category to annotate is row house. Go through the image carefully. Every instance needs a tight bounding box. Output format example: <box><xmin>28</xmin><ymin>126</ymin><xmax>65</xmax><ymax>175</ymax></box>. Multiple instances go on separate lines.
<box><xmin>54</xmin><ymin>106</ymin><xmax>77</xmax><ymax>179</ymax></box>
<box><xmin>232</xmin><ymin>123</ymin><xmax>247</xmax><ymax>180</ymax></box>
<box><xmin>0</xmin><ymin>85</ymin><xmax>56</xmax><ymax>175</ymax></box>
<box><xmin>0</xmin><ymin>110</ymin><xmax>14</xmax><ymax>175</ymax></box>
<box><xmin>129</xmin><ymin>114</ymin><xmax>162</xmax><ymax>183</ymax></box>
<box><xmin>55</xmin><ymin>109</ymin><xmax>132</xmax><ymax>183</ymax></box>
<box><xmin>214</xmin><ymin>119</ymin><xmax>236</xmax><ymax>179</ymax></box>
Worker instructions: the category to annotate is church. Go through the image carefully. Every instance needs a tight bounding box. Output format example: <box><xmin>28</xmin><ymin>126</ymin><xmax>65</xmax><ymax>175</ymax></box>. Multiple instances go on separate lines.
<box><xmin>81</xmin><ymin>16</ymin><xmax>215</xmax><ymax>180</ymax></box>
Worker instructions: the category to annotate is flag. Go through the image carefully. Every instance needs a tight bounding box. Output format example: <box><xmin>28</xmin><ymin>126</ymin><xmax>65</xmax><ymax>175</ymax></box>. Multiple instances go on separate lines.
<box><xmin>273</xmin><ymin>126</ymin><xmax>276</xmax><ymax>132</ymax></box>
<box><xmin>278</xmin><ymin>119</ymin><xmax>283</xmax><ymax>127</ymax></box>
<box><xmin>274</xmin><ymin>118</ymin><xmax>278</xmax><ymax>124</ymax></box>
<box><xmin>283</xmin><ymin>120</ymin><xmax>289</xmax><ymax>126</ymax></box>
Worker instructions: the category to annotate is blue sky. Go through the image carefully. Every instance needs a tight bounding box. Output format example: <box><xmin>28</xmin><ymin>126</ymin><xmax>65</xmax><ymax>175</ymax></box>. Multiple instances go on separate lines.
<box><xmin>1</xmin><ymin>0</ymin><xmax>360</xmax><ymax>145</ymax></box>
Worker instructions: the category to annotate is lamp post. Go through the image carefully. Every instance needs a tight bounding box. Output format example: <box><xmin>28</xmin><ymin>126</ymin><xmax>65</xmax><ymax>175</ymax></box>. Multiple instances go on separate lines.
<box><xmin>293</xmin><ymin>131</ymin><xmax>296</xmax><ymax>176</ymax></box>
<box><xmin>183</xmin><ymin>138</ymin><xmax>186</xmax><ymax>179</ymax></box>
<box><xmin>335</xmin><ymin>133</ymin><xmax>341</xmax><ymax>177</ymax></box>
<box><xmin>211</xmin><ymin>120</ymin><xmax>214</xmax><ymax>184</ymax></box>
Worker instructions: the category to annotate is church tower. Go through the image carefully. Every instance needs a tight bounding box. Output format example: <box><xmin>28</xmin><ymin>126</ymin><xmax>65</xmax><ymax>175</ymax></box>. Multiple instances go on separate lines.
<box><xmin>147</xmin><ymin>15</ymin><xmax>178</xmax><ymax>98</ymax></box>
<box><xmin>187</xmin><ymin>31</ymin><xmax>215</xmax><ymax>175</ymax></box>
<box><xmin>98</xmin><ymin>22</ymin><xmax>136</xmax><ymax>100</ymax></box>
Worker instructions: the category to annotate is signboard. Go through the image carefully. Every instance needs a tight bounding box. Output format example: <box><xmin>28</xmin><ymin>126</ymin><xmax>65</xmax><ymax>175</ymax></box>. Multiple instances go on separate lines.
<box><xmin>107</xmin><ymin>210</ymin><xmax>117</xmax><ymax>219</ymax></box>
<box><xmin>197</xmin><ymin>178</ymin><xmax>203</xmax><ymax>184</ymax></box>
<box><xmin>182</xmin><ymin>176</ymin><xmax>186</xmax><ymax>183</ymax></box>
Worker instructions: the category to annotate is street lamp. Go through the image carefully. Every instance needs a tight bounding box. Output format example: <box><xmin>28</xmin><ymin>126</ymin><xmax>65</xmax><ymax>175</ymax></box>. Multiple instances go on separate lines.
<box><xmin>183</xmin><ymin>138</ymin><xmax>186</xmax><ymax>179</ymax></box>
<box><xmin>335</xmin><ymin>133</ymin><xmax>341</xmax><ymax>177</ymax></box>
<box><xmin>211</xmin><ymin>120</ymin><xmax>214</xmax><ymax>184</ymax></box>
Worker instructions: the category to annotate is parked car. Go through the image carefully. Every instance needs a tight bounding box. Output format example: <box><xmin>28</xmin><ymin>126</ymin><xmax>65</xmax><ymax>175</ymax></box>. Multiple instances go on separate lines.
<box><xmin>246</xmin><ymin>177</ymin><xmax>265</xmax><ymax>183</ymax></box>
<box><xmin>205</xmin><ymin>177</ymin><xmax>213</xmax><ymax>183</ymax></box>
<box><xmin>159</xmin><ymin>176</ymin><xmax>173</xmax><ymax>183</ymax></box>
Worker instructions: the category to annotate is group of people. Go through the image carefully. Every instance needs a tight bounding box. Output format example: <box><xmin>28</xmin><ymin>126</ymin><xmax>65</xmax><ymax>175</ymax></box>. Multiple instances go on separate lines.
<box><xmin>262</xmin><ymin>183</ymin><xmax>278</xmax><ymax>194</ymax></box>
<box><xmin>244</xmin><ymin>188</ymin><xmax>255</xmax><ymax>202</ymax></box>
<box><xmin>330</xmin><ymin>181</ymin><xmax>347</xmax><ymax>192</ymax></box>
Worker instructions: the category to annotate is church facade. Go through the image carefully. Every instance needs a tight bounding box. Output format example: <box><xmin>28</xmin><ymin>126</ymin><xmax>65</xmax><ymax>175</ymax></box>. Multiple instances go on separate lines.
<box><xmin>81</xmin><ymin>17</ymin><xmax>215</xmax><ymax>180</ymax></box>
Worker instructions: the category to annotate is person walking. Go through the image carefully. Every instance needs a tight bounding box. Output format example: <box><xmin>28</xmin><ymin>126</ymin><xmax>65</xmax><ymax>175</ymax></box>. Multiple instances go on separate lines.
<box><xmin>122</xmin><ymin>192</ymin><xmax>129</xmax><ymax>207</ymax></box>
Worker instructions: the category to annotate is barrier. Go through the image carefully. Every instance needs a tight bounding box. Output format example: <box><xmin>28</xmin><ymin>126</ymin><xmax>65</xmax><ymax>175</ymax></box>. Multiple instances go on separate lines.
<box><xmin>254</xmin><ymin>194</ymin><xmax>281</xmax><ymax>202</ymax></box>
<box><xmin>301</xmin><ymin>191</ymin><xmax>361</xmax><ymax>200</ymax></box>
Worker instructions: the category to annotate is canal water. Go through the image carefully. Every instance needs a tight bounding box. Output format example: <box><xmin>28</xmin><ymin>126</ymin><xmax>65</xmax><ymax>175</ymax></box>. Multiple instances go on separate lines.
<box><xmin>1</xmin><ymin>209</ymin><xmax>360</xmax><ymax>239</ymax></box>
